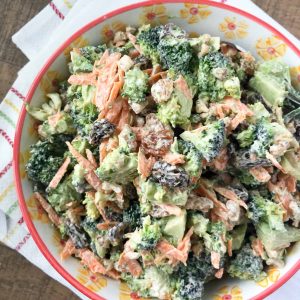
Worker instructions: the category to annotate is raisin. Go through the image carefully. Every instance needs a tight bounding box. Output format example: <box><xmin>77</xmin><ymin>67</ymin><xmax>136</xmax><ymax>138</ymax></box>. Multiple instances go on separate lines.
<box><xmin>151</xmin><ymin>161</ymin><xmax>189</xmax><ymax>188</ymax></box>
<box><xmin>89</xmin><ymin>119</ymin><xmax>115</xmax><ymax>145</ymax></box>
<box><xmin>65</xmin><ymin>219</ymin><xmax>89</xmax><ymax>249</ymax></box>
<box><xmin>141</xmin><ymin>114</ymin><xmax>173</xmax><ymax>157</ymax></box>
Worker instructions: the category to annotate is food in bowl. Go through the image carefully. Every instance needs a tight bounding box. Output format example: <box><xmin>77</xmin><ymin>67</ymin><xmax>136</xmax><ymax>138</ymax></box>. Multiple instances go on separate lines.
<box><xmin>25</xmin><ymin>23</ymin><xmax>300</xmax><ymax>299</ymax></box>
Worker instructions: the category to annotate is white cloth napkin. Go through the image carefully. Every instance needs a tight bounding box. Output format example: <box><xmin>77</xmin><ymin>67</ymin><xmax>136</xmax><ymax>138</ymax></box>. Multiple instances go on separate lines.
<box><xmin>0</xmin><ymin>0</ymin><xmax>299</xmax><ymax>299</ymax></box>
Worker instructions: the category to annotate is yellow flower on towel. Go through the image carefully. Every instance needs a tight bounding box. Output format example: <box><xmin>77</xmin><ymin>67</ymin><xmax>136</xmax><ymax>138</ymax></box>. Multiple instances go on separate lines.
<box><xmin>139</xmin><ymin>5</ymin><xmax>169</xmax><ymax>26</ymax></box>
<box><xmin>256</xmin><ymin>36</ymin><xmax>287</xmax><ymax>60</ymax></box>
<box><xmin>76</xmin><ymin>267</ymin><xmax>107</xmax><ymax>293</ymax></box>
<box><xmin>101</xmin><ymin>21</ymin><xmax>126</xmax><ymax>42</ymax></box>
<box><xmin>213</xmin><ymin>285</ymin><xmax>243</xmax><ymax>300</ymax></box>
<box><xmin>180</xmin><ymin>3</ymin><xmax>212</xmax><ymax>24</ymax></box>
<box><xmin>219</xmin><ymin>17</ymin><xmax>248</xmax><ymax>39</ymax></box>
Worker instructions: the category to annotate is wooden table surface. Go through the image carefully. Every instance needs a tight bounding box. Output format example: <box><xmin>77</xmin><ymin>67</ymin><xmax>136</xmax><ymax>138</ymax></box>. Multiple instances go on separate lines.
<box><xmin>0</xmin><ymin>0</ymin><xmax>299</xmax><ymax>299</ymax></box>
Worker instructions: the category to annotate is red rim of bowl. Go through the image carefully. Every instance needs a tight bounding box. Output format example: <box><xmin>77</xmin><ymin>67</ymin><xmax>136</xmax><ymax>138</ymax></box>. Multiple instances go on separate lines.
<box><xmin>13</xmin><ymin>1</ymin><xmax>300</xmax><ymax>299</ymax></box>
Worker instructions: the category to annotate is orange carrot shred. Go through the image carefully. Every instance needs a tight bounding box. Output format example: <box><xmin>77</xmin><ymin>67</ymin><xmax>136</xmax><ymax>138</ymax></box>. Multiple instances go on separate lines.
<box><xmin>86</xmin><ymin>149</ymin><xmax>97</xmax><ymax>168</ymax></box>
<box><xmin>48</xmin><ymin>157</ymin><xmax>71</xmax><ymax>190</ymax></box>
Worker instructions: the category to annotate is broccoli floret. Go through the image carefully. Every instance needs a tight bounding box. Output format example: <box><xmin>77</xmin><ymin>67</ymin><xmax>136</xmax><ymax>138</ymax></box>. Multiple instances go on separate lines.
<box><xmin>138</xmin><ymin>178</ymin><xmax>189</xmax><ymax>207</ymax></box>
<box><xmin>123</xmin><ymin>200</ymin><xmax>142</xmax><ymax>231</ymax></box>
<box><xmin>230</xmin><ymin>223</ymin><xmax>247</xmax><ymax>251</ymax></box>
<box><xmin>203</xmin><ymin>222</ymin><xmax>227</xmax><ymax>255</ymax></box>
<box><xmin>69</xmin><ymin>45</ymin><xmax>107</xmax><ymax>74</ymax></box>
<box><xmin>26</xmin><ymin>93</ymin><xmax>62</xmax><ymax>122</ymax></box>
<box><xmin>187</xmin><ymin>211</ymin><xmax>209</xmax><ymax>237</ymax></box>
<box><xmin>47</xmin><ymin>176</ymin><xmax>81</xmax><ymax>212</ymax></box>
<box><xmin>26</xmin><ymin>135</ymin><xmax>69</xmax><ymax>188</ymax></box>
<box><xmin>136</xmin><ymin>25</ymin><xmax>162</xmax><ymax>64</ymax></box>
<box><xmin>83</xmin><ymin>193</ymin><xmax>100</xmax><ymax>221</ymax></box>
<box><xmin>281</xmin><ymin>151</ymin><xmax>300</xmax><ymax>180</ymax></box>
<box><xmin>157</xmin><ymin>24</ymin><xmax>195</xmax><ymax>74</ymax></box>
<box><xmin>137</xmin><ymin>216</ymin><xmax>162</xmax><ymax>250</ymax></box>
<box><xmin>81</xmin><ymin>217</ymin><xmax>101</xmax><ymax>240</ymax></box>
<box><xmin>137</xmin><ymin>24</ymin><xmax>196</xmax><ymax>74</ymax></box>
<box><xmin>122</xmin><ymin>67</ymin><xmax>149</xmax><ymax>103</ymax></box>
<box><xmin>250</xmin><ymin>119</ymin><xmax>274</xmax><ymax>157</ymax></box>
<box><xmin>198</xmin><ymin>52</ymin><xmax>241</xmax><ymax>101</ymax></box>
<box><xmin>96</xmin><ymin>126</ymin><xmax>138</xmax><ymax>184</ymax></box>
<box><xmin>249</xmin><ymin>59</ymin><xmax>300</xmax><ymax>109</ymax></box>
<box><xmin>257</xmin><ymin>222</ymin><xmax>300</xmax><ymax>255</ymax></box>
<box><xmin>227</xmin><ymin>244</ymin><xmax>266</xmax><ymax>281</ymax></box>
<box><xmin>236</xmin><ymin>125</ymin><xmax>256</xmax><ymax>148</ymax></box>
<box><xmin>71</xmin><ymin>164</ymin><xmax>88</xmax><ymax>193</ymax></box>
<box><xmin>157</xmin><ymin>82</ymin><xmax>193</xmax><ymax>128</ymax></box>
<box><xmin>173</xmin><ymin>253</ymin><xmax>217</xmax><ymax>300</ymax></box>
<box><xmin>180</xmin><ymin>119</ymin><xmax>225</xmax><ymax>162</ymax></box>
<box><xmin>96</xmin><ymin>148</ymin><xmax>138</xmax><ymax>184</ymax></box>
<box><xmin>248</xmin><ymin>193</ymin><xmax>285</xmax><ymax>231</ymax></box>
<box><xmin>38</xmin><ymin>112</ymin><xmax>75</xmax><ymax>139</ymax></box>
<box><xmin>176</xmin><ymin>139</ymin><xmax>202</xmax><ymax>177</ymax></box>
<box><xmin>70</xmin><ymin>99</ymin><xmax>98</xmax><ymax>137</ymax></box>
<box><xmin>122</xmin><ymin>266</ymin><xmax>173</xmax><ymax>299</ymax></box>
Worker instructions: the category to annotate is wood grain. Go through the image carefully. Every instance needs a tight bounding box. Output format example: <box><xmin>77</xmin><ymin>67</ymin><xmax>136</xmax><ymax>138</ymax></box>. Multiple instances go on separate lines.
<box><xmin>0</xmin><ymin>0</ymin><xmax>299</xmax><ymax>299</ymax></box>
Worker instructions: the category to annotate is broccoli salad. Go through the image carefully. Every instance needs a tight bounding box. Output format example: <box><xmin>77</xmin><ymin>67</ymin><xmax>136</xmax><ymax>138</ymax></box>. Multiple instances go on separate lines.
<box><xmin>26</xmin><ymin>23</ymin><xmax>300</xmax><ymax>299</ymax></box>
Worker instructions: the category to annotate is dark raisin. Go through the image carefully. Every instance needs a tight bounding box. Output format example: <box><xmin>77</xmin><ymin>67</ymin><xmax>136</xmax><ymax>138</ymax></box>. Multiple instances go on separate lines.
<box><xmin>65</xmin><ymin>219</ymin><xmax>89</xmax><ymax>249</ymax></box>
<box><xmin>107</xmin><ymin>222</ymin><xmax>127</xmax><ymax>246</ymax></box>
<box><xmin>228</xmin><ymin>184</ymin><xmax>249</xmax><ymax>202</ymax></box>
<box><xmin>151</xmin><ymin>161</ymin><xmax>189</xmax><ymax>188</ymax></box>
<box><xmin>233</xmin><ymin>149</ymin><xmax>272</xmax><ymax>169</ymax></box>
<box><xmin>89</xmin><ymin>119</ymin><xmax>115</xmax><ymax>145</ymax></box>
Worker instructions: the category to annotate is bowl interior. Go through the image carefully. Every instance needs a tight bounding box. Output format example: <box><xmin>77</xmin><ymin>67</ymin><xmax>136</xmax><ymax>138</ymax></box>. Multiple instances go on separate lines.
<box><xmin>15</xmin><ymin>1</ymin><xmax>300</xmax><ymax>299</ymax></box>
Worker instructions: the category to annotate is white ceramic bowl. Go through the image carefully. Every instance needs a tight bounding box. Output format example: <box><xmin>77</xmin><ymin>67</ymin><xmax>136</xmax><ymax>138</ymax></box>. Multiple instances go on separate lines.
<box><xmin>14</xmin><ymin>1</ymin><xmax>300</xmax><ymax>299</ymax></box>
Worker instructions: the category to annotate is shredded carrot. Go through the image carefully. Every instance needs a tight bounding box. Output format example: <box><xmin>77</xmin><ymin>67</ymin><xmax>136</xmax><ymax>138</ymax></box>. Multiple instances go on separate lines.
<box><xmin>143</xmin><ymin>68</ymin><xmax>153</xmax><ymax>75</ymax></box>
<box><xmin>149</xmin><ymin>71</ymin><xmax>168</xmax><ymax>85</ymax></box>
<box><xmin>97</xmin><ymin>221</ymin><xmax>118</xmax><ymax>230</ymax></box>
<box><xmin>68</xmin><ymin>72</ymin><xmax>97</xmax><ymax>86</ymax></box>
<box><xmin>118</xmin><ymin>252</ymin><xmax>143</xmax><ymax>277</ymax></box>
<box><xmin>251</xmin><ymin>238</ymin><xmax>264</xmax><ymax>258</ymax></box>
<box><xmin>213</xmin><ymin>186</ymin><xmax>248</xmax><ymax>210</ymax></box>
<box><xmin>163</xmin><ymin>152</ymin><xmax>185</xmax><ymax>165</ymax></box>
<box><xmin>177</xmin><ymin>227</ymin><xmax>194</xmax><ymax>255</ymax></box>
<box><xmin>209</xmin><ymin>148</ymin><xmax>229</xmax><ymax>171</ymax></box>
<box><xmin>215</xmin><ymin>268</ymin><xmax>224</xmax><ymax>279</ymax></box>
<box><xmin>86</xmin><ymin>149</ymin><xmax>97</xmax><ymax>168</ymax></box>
<box><xmin>211</xmin><ymin>251</ymin><xmax>221</xmax><ymax>269</ymax></box>
<box><xmin>151</xmin><ymin>64</ymin><xmax>162</xmax><ymax>76</ymax></box>
<box><xmin>94</xmin><ymin>52</ymin><xmax>121</xmax><ymax>110</ymax></box>
<box><xmin>100</xmin><ymin>96</ymin><xmax>123</xmax><ymax>125</ymax></box>
<box><xmin>48</xmin><ymin>112</ymin><xmax>63</xmax><ymax>128</ymax></box>
<box><xmin>266</xmin><ymin>151</ymin><xmax>287</xmax><ymax>174</ymax></box>
<box><xmin>99</xmin><ymin>140</ymin><xmax>108</xmax><ymax>163</ymax></box>
<box><xmin>84</xmin><ymin>171</ymin><xmax>102</xmax><ymax>191</ymax></box>
<box><xmin>75</xmin><ymin>249</ymin><xmax>117</xmax><ymax>277</ymax></box>
<box><xmin>66</xmin><ymin>141</ymin><xmax>95</xmax><ymax>171</ymax></box>
<box><xmin>277</xmin><ymin>173</ymin><xmax>297</xmax><ymax>193</ymax></box>
<box><xmin>249</xmin><ymin>166</ymin><xmax>271</xmax><ymax>183</ymax></box>
<box><xmin>48</xmin><ymin>157</ymin><xmax>71</xmax><ymax>190</ymax></box>
<box><xmin>174</xmin><ymin>75</ymin><xmax>193</xmax><ymax>100</ymax></box>
<box><xmin>117</xmin><ymin>100</ymin><xmax>131</xmax><ymax>132</ymax></box>
<box><xmin>127</xmin><ymin>33</ymin><xmax>141</xmax><ymax>53</ymax></box>
<box><xmin>60</xmin><ymin>239</ymin><xmax>76</xmax><ymax>260</ymax></box>
<box><xmin>138</xmin><ymin>149</ymin><xmax>156</xmax><ymax>178</ymax></box>
<box><xmin>155</xmin><ymin>204</ymin><xmax>182</xmax><ymax>216</ymax></box>
<box><xmin>34</xmin><ymin>192</ymin><xmax>61</xmax><ymax>226</ymax></box>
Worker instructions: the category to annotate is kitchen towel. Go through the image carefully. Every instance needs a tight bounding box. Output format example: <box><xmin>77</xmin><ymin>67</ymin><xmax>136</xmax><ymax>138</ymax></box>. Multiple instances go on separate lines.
<box><xmin>1</xmin><ymin>1</ymin><xmax>299</xmax><ymax>299</ymax></box>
